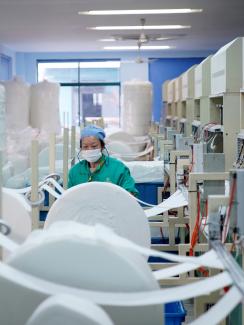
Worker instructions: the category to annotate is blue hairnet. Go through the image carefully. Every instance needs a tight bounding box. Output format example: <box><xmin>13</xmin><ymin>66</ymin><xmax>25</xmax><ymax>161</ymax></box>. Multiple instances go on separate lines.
<box><xmin>80</xmin><ymin>125</ymin><xmax>106</xmax><ymax>142</ymax></box>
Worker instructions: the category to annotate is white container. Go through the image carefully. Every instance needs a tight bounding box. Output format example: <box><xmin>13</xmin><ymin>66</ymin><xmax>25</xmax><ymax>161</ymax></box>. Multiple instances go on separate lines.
<box><xmin>211</xmin><ymin>37</ymin><xmax>244</xmax><ymax>95</ymax></box>
<box><xmin>121</xmin><ymin>80</ymin><xmax>152</xmax><ymax>136</ymax></box>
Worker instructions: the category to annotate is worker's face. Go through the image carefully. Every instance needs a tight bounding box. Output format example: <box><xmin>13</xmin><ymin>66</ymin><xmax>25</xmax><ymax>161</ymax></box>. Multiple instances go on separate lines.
<box><xmin>81</xmin><ymin>136</ymin><xmax>102</xmax><ymax>151</ymax></box>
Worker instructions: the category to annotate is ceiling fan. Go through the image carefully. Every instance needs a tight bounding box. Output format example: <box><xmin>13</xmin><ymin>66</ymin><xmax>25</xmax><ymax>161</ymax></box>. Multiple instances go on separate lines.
<box><xmin>111</xmin><ymin>18</ymin><xmax>185</xmax><ymax>45</ymax></box>
<box><xmin>110</xmin><ymin>18</ymin><xmax>185</xmax><ymax>63</ymax></box>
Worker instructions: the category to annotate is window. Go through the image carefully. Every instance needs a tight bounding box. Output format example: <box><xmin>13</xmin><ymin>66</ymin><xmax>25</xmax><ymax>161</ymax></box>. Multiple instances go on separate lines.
<box><xmin>0</xmin><ymin>54</ymin><xmax>12</xmax><ymax>81</ymax></box>
<box><xmin>37</xmin><ymin>60</ymin><xmax>120</xmax><ymax>128</ymax></box>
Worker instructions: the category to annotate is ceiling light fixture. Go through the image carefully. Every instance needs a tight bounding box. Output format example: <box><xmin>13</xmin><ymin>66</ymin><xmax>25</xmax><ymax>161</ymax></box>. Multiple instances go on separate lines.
<box><xmin>98</xmin><ymin>38</ymin><xmax>117</xmax><ymax>42</ymax></box>
<box><xmin>89</xmin><ymin>25</ymin><xmax>191</xmax><ymax>30</ymax></box>
<box><xmin>99</xmin><ymin>37</ymin><xmax>171</xmax><ymax>42</ymax></box>
<box><xmin>79</xmin><ymin>9</ymin><xmax>202</xmax><ymax>15</ymax></box>
<box><xmin>104</xmin><ymin>45</ymin><xmax>171</xmax><ymax>50</ymax></box>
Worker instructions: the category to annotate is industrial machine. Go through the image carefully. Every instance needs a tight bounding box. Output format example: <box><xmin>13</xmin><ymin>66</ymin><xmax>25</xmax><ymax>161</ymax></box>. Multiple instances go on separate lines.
<box><xmin>235</xmin><ymin>132</ymin><xmax>244</xmax><ymax>168</ymax></box>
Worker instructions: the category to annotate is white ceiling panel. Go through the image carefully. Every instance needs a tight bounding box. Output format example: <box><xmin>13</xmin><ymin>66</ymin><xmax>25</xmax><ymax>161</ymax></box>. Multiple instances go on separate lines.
<box><xmin>0</xmin><ymin>0</ymin><xmax>243</xmax><ymax>52</ymax></box>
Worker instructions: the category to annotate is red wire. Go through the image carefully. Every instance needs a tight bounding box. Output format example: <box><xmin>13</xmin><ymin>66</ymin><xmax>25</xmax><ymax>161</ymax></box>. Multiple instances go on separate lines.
<box><xmin>189</xmin><ymin>191</ymin><xmax>201</xmax><ymax>256</ymax></box>
<box><xmin>222</xmin><ymin>177</ymin><xmax>237</xmax><ymax>243</ymax></box>
<box><xmin>190</xmin><ymin>194</ymin><xmax>209</xmax><ymax>276</ymax></box>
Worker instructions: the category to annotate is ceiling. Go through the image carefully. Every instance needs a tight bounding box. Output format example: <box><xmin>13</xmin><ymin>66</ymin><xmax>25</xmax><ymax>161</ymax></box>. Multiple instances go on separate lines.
<box><xmin>0</xmin><ymin>0</ymin><xmax>244</xmax><ymax>53</ymax></box>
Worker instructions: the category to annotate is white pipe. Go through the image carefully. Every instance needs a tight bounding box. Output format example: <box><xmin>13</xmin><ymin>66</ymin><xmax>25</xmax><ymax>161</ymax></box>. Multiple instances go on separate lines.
<box><xmin>30</xmin><ymin>140</ymin><xmax>39</xmax><ymax>229</ymax></box>
<box><xmin>48</xmin><ymin>133</ymin><xmax>56</xmax><ymax>208</ymax></box>
<box><xmin>63</xmin><ymin>128</ymin><xmax>69</xmax><ymax>190</ymax></box>
<box><xmin>71</xmin><ymin>126</ymin><xmax>76</xmax><ymax>166</ymax></box>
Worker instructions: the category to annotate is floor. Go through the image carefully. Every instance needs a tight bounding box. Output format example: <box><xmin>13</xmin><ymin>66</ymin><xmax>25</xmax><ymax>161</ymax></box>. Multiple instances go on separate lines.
<box><xmin>182</xmin><ymin>299</ymin><xmax>194</xmax><ymax>323</ymax></box>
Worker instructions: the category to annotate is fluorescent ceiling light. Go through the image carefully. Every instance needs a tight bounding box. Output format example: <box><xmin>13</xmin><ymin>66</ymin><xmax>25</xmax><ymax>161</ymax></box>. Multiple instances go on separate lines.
<box><xmin>79</xmin><ymin>9</ymin><xmax>202</xmax><ymax>15</ymax></box>
<box><xmin>38</xmin><ymin>62</ymin><xmax>120</xmax><ymax>69</ymax></box>
<box><xmin>38</xmin><ymin>62</ymin><xmax>78</xmax><ymax>69</ymax></box>
<box><xmin>79</xmin><ymin>61</ymin><xmax>120</xmax><ymax>68</ymax></box>
<box><xmin>89</xmin><ymin>25</ymin><xmax>190</xmax><ymax>30</ymax></box>
<box><xmin>98</xmin><ymin>38</ymin><xmax>117</xmax><ymax>42</ymax></box>
<box><xmin>99</xmin><ymin>37</ymin><xmax>171</xmax><ymax>42</ymax></box>
<box><xmin>104</xmin><ymin>45</ymin><xmax>171</xmax><ymax>50</ymax></box>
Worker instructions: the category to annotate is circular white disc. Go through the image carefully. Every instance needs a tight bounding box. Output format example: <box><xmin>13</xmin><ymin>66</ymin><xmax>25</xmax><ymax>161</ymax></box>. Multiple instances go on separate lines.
<box><xmin>8</xmin><ymin>222</ymin><xmax>156</xmax><ymax>291</ymax></box>
<box><xmin>2</xmin><ymin>188</ymin><xmax>31</xmax><ymax>243</ymax></box>
<box><xmin>26</xmin><ymin>294</ymin><xmax>114</xmax><ymax>325</ymax></box>
<box><xmin>45</xmin><ymin>182</ymin><xmax>150</xmax><ymax>248</ymax></box>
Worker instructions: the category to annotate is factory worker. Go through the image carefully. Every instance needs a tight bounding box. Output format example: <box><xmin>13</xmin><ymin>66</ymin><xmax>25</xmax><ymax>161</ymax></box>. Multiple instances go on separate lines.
<box><xmin>68</xmin><ymin>125</ymin><xmax>139</xmax><ymax>196</ymax></box>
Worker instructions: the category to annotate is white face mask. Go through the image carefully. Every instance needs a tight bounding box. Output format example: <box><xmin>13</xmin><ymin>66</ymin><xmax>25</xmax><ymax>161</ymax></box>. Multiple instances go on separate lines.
<box><xmin>81</xmin><ymin>149</ymin><xmax>102</xmax><ymax>163</ymax></box>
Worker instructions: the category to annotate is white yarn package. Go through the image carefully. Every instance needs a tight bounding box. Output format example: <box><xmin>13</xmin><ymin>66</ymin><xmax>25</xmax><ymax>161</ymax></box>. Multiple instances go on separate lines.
<box><xmin>30</xmin><ymin>80</ymin><xmax>61</xmax><ymax>134</ymax></box>
<box><xmin>6</xmin><ymin>222</ymin><xmax>162</xmax><ymax>325</ymax></box>
<box><xmin>1</xmin><ymin>77</ymin><xmax>30</xmax><ymax>130</ymax></box>
<box><xmin>121</xmin><ymin>80</ymin><xmax>152</xmax><ymax>136</ymax></box>
<box><xmin>45</xmin><ymin>182</ymin><xmax>151</xmax><ymax>248</ymax></box>
<box><xmin>26</xmin><ymin>294</ymin><xmax>114</xmax><ymax>325</ymax></box>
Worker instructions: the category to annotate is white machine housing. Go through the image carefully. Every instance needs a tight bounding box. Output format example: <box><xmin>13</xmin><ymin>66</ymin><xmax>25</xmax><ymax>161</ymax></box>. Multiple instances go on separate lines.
<box><xmin>211</xmin><ymin>37</ymin><xmax>244</xmax><ymax>95</ymax></box>
<box><xmin>162</xmin><ymin>80</ymin><xmax>170</xmax><ymax>102</ymax></box>
<box><xmin>175</xmin><ymin>75</ymin><xmax>182</xmax><ymax>102</ymax></box>
<box><xmin>195</xmin><ymin>56</ymin><xmax>212</xmax><ymax>98</ymax></box>
<box><xmin>167</xmin><ymin>79</ymin><xmax>175</xmax><ymax>104</ymax></box>
<box><xmin>182</xmin><ymin>65</ymin><xmax>197</xmax><ymax>100</ymax></box>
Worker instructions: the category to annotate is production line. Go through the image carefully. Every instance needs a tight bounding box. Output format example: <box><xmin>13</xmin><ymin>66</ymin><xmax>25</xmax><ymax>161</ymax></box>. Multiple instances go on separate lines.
<box><xmin>1</xmin><ymin>36</ymin><xmax>244</xmax><ymax>325</ymax></box>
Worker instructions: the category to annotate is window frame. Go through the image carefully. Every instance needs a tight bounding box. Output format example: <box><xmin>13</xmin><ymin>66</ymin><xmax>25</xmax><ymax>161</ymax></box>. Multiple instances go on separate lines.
<box><xmin>36</xmin><ymin>59</ymin><xmax>121</xmax><ymax>126</ymax></box>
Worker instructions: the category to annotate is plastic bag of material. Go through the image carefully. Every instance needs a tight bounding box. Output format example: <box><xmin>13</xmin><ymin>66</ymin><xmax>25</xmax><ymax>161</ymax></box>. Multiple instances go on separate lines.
<box><xmin>6</xmin><ymin>127</ymin><xmax>39</xmax><ymax>157</ymax></box>
<box><xmin>30</xmin><ymin>80</ymin><xmax>61</xmax><ymax>134</ymax></box>
<box><xmin>124</xmin><ymin>161</ymin><xmax>164</xmax><ymax>183</ymax></box>
<box><xmin>121</xmin><ymin>80</ymin><xmax>152</xmax><ymax>136</ymax></box>
<box><xmin>1</xmin><ymin>77</ymin><xmax>30</xmax><ymax>130</ymax></box>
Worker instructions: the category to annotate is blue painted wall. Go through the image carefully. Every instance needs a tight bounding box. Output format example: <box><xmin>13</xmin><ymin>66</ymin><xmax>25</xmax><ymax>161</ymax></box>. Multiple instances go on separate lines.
<box><xmin>149</xmin><ymin>58</ymin><xmax>205</xmax><ymax>122</ymax></box>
